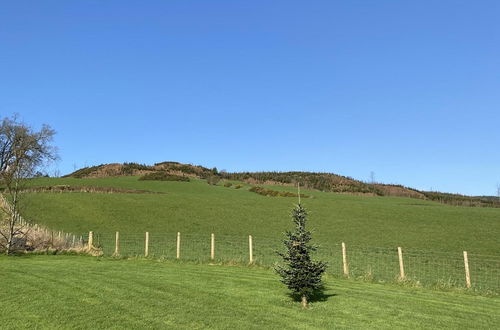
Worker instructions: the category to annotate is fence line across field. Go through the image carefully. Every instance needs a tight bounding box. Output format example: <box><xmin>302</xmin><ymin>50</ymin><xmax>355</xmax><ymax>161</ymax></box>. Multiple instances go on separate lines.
<box><xmin>85</xmin><ymin>231</ymin><xmax>500</xmax><ymax>293</ymax></box>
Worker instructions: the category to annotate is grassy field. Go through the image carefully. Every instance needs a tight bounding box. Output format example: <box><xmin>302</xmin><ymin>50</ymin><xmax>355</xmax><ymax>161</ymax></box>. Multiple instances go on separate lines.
<box><xmin>13</xmin><ymin>176</ymin><xmax>500</xmax><ymax>292</ymax></box>
<box><xmin>20</xmin><ymin>176</ymin><xmax>500</xmax><ymax>255</ymax></box>
<box><xmin>0</xmin><ymin>255</ymin><xmax>498</xmax><ymax>329</ymax></box>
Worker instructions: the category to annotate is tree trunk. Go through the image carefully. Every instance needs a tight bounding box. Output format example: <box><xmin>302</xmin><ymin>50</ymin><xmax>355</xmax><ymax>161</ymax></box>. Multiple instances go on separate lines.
<box><xmin>6</xmin><ymin>240</ymin><xmax>12</xmax><ymax>255</ymax></box>
<box><xmin>6</xmin><ymin>228</ymin><xmax>13</xmax><ymax>255</ymax></box>
<box><xmin>301</xmin><ymin>295</ymin><xmax>308</xmax><ymax>309</ymax></box>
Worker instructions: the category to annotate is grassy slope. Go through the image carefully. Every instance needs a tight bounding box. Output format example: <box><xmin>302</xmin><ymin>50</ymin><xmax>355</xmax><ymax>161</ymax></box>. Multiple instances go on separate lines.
<box><xmin>0</xmin><ymin>255</ymin><xmax>498</xmax><ymax>329</ymax></box>
<box><xmin>20</xmin><ymin>177</ymin><xmax>500</xmax><ymax>255</ymax></box>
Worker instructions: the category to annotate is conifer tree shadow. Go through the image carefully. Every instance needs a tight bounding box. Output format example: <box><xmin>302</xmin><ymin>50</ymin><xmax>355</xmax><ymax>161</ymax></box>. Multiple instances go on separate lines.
<box><xmin>288</xmin><ymin>288</ymin><xmax>337</xmax><ymax>304</ymax></box>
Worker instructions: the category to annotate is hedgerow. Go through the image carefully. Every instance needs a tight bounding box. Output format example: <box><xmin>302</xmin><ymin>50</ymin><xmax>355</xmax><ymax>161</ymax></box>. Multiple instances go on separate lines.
<box><xmin>249</xmin><ymin>186</ymin><xmax>310</xmax><ymax>198</ymax></box>
<box><xmin>139</xmin><ymin>172</ymin><xmax>190</xmax><ymax>182</ymax></box>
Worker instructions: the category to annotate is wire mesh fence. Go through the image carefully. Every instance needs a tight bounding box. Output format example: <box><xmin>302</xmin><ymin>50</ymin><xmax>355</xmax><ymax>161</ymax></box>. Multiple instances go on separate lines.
<box><xmin>86</xmin><ymin>232</ymin><xmax>499</xmax><ymax>294</ymax></box>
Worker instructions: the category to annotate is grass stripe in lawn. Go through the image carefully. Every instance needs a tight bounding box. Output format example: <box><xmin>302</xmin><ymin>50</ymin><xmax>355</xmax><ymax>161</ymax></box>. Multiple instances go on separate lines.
<box><xmin>0</xmin><ymin>255</ymin><xmax>498</xmax><ymax>329</ymax></box>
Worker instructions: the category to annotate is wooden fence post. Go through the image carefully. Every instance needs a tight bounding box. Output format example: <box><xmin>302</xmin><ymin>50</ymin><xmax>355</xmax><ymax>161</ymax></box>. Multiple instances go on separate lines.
<box><xmin>463</xmin><ymin>251</ymin><xmax>471</xmax><ymax>288</ymax></box>
<box><xmin>114</xmin><ymin>231</ymin><xmax>120</xmax><ymax>255</ymax></box>
<box><xmin>210</xmin><ymin>233</ymin><xmax>215</xmax><ymax>260</ymax></box>
<box><xmin>88</xmin><ymin>231</ymin><xmax>93</xmax><ymax>249</ymax></box>
<box><xmin>342</xmin><ymin>242</ymin><xmax>349</xmax><ymax>278</ymax></box>
<box><xmin>398</xmin><ymin>247</ymin><xmax>405</xmax><ymax>280</ymax></box>
<box><xmin>145</xmin><ymin>232</ymin><xmax>149</xmax><ymax>257</ymax></box>
<box><xmin>176</xmin><ymin>232</ymin><xmax>181</xmax><ymax>259</ymax></box>
<box><xmin>249</xmin><ymin>235</ymin><xmax>253</xmax><ymax>264</ymax></box>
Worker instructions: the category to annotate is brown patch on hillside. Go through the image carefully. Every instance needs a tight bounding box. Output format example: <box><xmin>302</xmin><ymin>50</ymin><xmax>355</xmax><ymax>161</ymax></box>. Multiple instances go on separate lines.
<box><xmin>66</xmin><ymin>162</ymin><xmax>216</xmax><ymax>179</ymax></box>
<box><xmin>87</xmin><ymin>164</ymin><xmax>123</xmax><ymax>177</ymax></box>
<box><xmin>85</xmin><ymin>164</ymin><xmax>155</xmax><ymax>178</ymax></box>
<box><xmin>374</xmin><ymin>184</ymin><xmax>426</xmax><ymax>199</ymax></box>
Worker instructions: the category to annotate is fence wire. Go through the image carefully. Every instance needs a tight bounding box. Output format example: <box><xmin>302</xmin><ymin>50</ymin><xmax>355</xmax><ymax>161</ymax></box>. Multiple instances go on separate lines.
<box><xmin>86</xmin><ymin>232</ymin><xmax>499</xmax><ymax>293</ymax></box>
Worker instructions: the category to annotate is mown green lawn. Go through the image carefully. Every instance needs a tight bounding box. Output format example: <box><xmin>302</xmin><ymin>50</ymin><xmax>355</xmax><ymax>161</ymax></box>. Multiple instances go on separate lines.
<box><xmin>0</xmin><ymin>255</ymin><xmax>498</xmax><ymax>329</ymax></box>
<box><xmin>19</xmin><ymin>176</ymin><xmax>500</xmax><ymax>255</ymax></box>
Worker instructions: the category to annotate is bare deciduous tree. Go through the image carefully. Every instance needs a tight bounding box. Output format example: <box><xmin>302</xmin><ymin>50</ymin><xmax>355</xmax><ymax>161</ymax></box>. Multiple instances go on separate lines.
<box><xmin>0</xmin><ymin>115</ymin><xmax>57</xmax><ymax>254</ymax></box>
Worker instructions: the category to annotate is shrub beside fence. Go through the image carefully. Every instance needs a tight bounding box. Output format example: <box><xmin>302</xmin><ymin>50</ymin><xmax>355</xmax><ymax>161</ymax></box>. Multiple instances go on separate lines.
<box><xmin>85</xmin><ymin>231</ymin><xmax>500</xmax><ymax>294</ymax></box>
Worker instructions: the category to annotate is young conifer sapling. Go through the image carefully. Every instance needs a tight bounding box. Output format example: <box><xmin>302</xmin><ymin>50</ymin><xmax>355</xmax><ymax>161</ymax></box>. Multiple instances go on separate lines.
<box><xmin>275</xmin><ymin>201</ymin><xmax>327</xmax><ymax>308</ymax></box>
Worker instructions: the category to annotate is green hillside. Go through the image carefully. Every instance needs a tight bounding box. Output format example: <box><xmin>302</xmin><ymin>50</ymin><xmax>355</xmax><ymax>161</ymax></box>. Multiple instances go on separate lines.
<box><xmin>0</xmin><ymin>255</ymin><xmax>498</xmax><ymax>329</ymax></box>
<box><xmin>20</xmin><ymin>176</ymin><xmax>500</xmax><ymax>255</ymax></box>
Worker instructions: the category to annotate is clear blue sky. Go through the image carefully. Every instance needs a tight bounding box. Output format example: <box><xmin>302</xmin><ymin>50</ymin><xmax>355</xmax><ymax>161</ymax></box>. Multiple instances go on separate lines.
<box><xmin>1</xmin><ymin>1</ymin><xmax>499</xmax><ymax>196</ymax></box>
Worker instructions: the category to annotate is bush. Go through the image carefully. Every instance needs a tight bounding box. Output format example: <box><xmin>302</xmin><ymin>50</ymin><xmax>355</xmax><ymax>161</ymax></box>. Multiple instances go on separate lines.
<box><xmin>206</xmin><ymin>176</ymin><xmax>221</xmax><ymax>185</ymax></box>
<box><xmin>139</xmin><ymin>172</ymin><xmax>190</xmax><ymax>182</ymax></box>
<box><xmin>234</xmin><ymin>184</ymin><xmax>242</xmax><ymax>189</ymax></box>
<box><xmin>224</xmin><ymin>182</ymin><xmax>232</xmax><ymax>188</ymax></box>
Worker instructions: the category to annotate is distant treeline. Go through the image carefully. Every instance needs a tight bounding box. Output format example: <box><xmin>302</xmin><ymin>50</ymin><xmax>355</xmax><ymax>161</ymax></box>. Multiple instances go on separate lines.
<box><xmin>422</xmin><ymin>191</ymin><xmax>500</xmax><ymax>208</ymax></box>
<box><xmin>220</xmin><ymin>171</ymin><xmax>426</xmax><ymax>199</ymax></box>
<box><xmin>222</xmin><ymin>171</ymin><xmax>375</xmax><ymax>194</ymax></box>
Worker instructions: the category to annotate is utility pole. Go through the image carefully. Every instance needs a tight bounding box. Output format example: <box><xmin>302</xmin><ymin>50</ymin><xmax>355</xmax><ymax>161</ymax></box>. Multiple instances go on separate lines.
<box><xmin>298</xmin><ymin>182</ymin><xmax>301</xmax><ymax>204</ymax></box>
